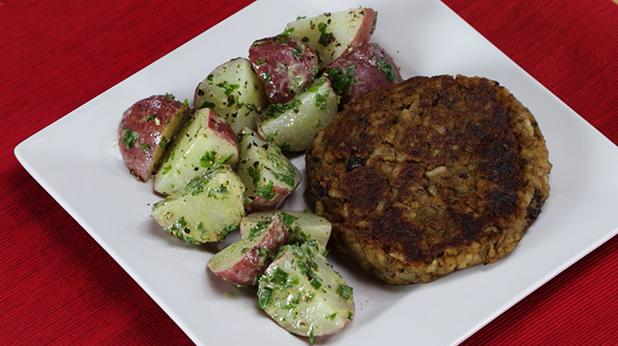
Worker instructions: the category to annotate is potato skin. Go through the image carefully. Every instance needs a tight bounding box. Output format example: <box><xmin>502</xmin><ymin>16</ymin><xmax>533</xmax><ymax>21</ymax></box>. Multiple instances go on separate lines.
<box><xmin>249</xmin><ymin>36</ymin><xmax>318</xmax><ymax>104</ymax></box>
<box><xmin>208</xmin><ymin>215</ymin><xmax>288</xmax><ymax>286</ymax></box>
<box><xmin>325</xmin><ymin>42</ymin><xmax>402</xmax><ymax>103</ymax></box>
<box><xmin>118</xmin><ymin>95</ymin><xmax>188</xmax><ymax>181</ymax></box>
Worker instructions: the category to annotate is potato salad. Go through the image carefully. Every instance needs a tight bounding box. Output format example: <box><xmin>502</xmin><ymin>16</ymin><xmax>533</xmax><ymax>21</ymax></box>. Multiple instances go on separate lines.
<box><xmin>116</xmin><ymin>7</ymin><xmax>402</xmax><ymax>343</ymax></box>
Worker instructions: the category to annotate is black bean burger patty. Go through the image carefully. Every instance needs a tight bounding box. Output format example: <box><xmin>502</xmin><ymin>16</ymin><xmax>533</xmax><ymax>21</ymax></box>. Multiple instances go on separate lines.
<box><xmin>305</xmin><ymin>75</ymin><xmax>551</xmax><ymax>284</ymax></box>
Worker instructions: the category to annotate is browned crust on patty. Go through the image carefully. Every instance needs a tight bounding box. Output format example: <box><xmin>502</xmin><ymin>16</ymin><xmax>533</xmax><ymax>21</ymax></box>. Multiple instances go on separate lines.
<box><xmin>305</xmin><ymin>75</ymin><xmax>551</xmax><ymax>284</ymax></box>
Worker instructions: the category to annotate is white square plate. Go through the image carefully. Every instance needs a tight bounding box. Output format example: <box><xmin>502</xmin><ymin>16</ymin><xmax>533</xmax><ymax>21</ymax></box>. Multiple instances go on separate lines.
<box><xmin>14</xmin><ymin>0</ymin><xmax>618</xmax><ymax>345</ymax></box>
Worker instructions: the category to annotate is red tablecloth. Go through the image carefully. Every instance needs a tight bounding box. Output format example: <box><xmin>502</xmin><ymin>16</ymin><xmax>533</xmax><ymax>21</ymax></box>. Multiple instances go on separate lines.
<box><xmin>1</xmin><ymin>1</ymin><xmax>616</xmax><ymax>344</ymax></box>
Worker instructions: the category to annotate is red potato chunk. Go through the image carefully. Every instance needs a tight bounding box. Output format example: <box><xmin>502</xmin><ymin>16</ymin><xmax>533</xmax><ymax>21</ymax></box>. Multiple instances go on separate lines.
<box><xmin>286</xmin><ymin>7</ymin><xmax>377</xmax><ymax>67</ymax></box>
<box><xmin>249</xmin><ymin>35</ymin><xmax>319</xmax><ymax>104</ymax></box>
<box><xmin>325</xmin><ymin>42</ymin><xmax>402</xmax><ymax>103</ymax></box>
<box><xmin>118</xmin><ymin>95</ymin><xmax>189</xmax><ymax>181</ymax></box>
<box><xmin>208</xmin><ymin>215</ymin><xmax>288</xmax><ymax>286</ymax></box>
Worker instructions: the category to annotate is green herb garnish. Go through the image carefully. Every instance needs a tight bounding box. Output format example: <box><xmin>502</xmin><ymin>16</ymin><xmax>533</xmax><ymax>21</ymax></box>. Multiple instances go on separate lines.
<box><xmin>326</xmin><ymin>66</ymin><xmax>356</xmax><ymax>95</ymax></box>
<box><xmin>336</xmin><ymin>284</ymin><xmax>353</xmax><ymax>300</ymax></box>
<box><xmin>122</xmin><ymin>128</ymin><xmax>138</xmax><ymax>149</ymax></box>
<box><xmin>216</xmin><ymin>81</ymin><xmax>240</xmax><ymax>96</ymax></box>
<box><xmin>257</xmin><ymin>287</ymin><xmax>272</xmax><ymax>310</ymax></box>
<box><xmin>256</xmin><ymin>181</ymin><xmax>275</xmax><ymax>200</ymax></box>
<box><xmin>200</xmin><ymin>101</ymin><xmax>216</xmax><ymax>109</ymax></box>
<box><xmin>376</xmin><ymin>58</ymin><xmax>395</xmax><ymax>81</ymax></box>
<box><xmin>314</xmin><ymin>92</ymin><xmax>328</xmax><ymax>110</ymax></box>
<box><xmin>280</xmin><ymin>212</ymin><xmax>298</xmax><ymax>227</ymax></box>
<box><xmin>271</xmin><ymin>267</ymin><xmax>289</xmax><ymax>286</ymax></box>
<box><xmin>317</xmin><ymin>22</ymin><xmax>335</xmax><ymax>46</ymax></box>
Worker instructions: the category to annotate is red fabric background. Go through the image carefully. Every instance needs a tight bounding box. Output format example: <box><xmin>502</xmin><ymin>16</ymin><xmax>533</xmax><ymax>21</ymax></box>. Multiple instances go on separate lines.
<box><xmin>1</xmin><ymin>0</ymin><xmax>616</xmax><ymax>344</ymax></box>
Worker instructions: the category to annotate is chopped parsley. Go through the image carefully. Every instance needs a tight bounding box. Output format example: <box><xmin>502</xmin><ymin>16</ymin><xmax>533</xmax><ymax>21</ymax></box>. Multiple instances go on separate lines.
<box><xmin>199</xmin><ymin>151</ymin><xmax>231</xmax><ymax>170</ymax></box>
<box><xmin>336</xmin><ymin>284</ymin><xmax>353</xmax><ymax>300</ymax></box>
<box><xmin>164</xmin><ymin>93</ymin><xmax>175</xmax><ymax>100</ymax></box>
<box><xmin>256</xmin><ymin>180</ymin><xmax>275</xmax><ymax>200</ymax></box>
<box><xmin>200</xmin><ymin>151</ymin><xmax>217</xmax><ymax>168</ymax></box>
<box><xmin>206</xmin><ymin>74</ymin><xmax>214</xmax><ymax>81</ymax></box>
<box><xmin>325</xmin><ymin>65</ymin><xmax>356</xmax><ymax>95</ymax></box>
<box><xmin>257</xmin><ymin>287</ymin><xmax>272</xmax><ymax>310</ymax></box>
<box><xmin>376</xmin><ymin>58</ymin><xmax>395</xmax><ymax>81</ymax></box>
<box><xmin>247</xmin><ymin>221</ymin><xmax>269</xmax><ymax>240</ymax></box>
<box><xmin>291</xmin><ymin>45</ymin><xmax>303</xmax><ymax>59</ymax></box>
<box><xmin>200</xmin><ymin>101</ymin><xmax>216</xmax><ymax>109</ymax></box>
<box><xmin>122</xmin><ymin>128</ymin><xmax>138</xmax><ymax>149</ymax></box>
<box><xmin>276</xmin><ymin>27</ymin><xmax>295</xmax><ymax>43</ymax></box>
<box><xmin>220</xmin><ymin>224</ymin><xmax>237</xmax><ymax>236</ymax></box>
<box><xmin>168</xmin><ymin>216</ymin><xmax>193</xmax><ymax>242</ymax></box>
<box><xmin>279</xmin><ymin>212</ymin><xmax>298</xmax><ymax>227</ymax></box>
<box><xmin>257</xmin><ymin>247</ymin><xmax>270</xmax><ymax>259</ymax></box>
<box><xmin>325</xmin><ymin>312</ymin><xmax>337</xmax><ymax>321</ymax></box>
<box><xmin>270</xmin><ymin>267</ymin><xmax>289</xmax><ymax>286</ymax></box>
<box><xmin>314</xmin><ymin>92</ymin><xmax>329</xmax><ymax>110</ymax></box>
<box><xmin>296</xmin><ymin>15</ymin><xmax>307</xmax><ymax>20</ymax></box>
<box><xmin>347</xmin><ymin>311</ymin><xmax>354</xmax><ymax>320</ymax></box>
<box><xmin>185</xmin><ymin>177</ymin><xmax>206</xmax><ymax>195</ymax></box>
<box><xmin>310</xmin><ymin>277</ymin><xmax>322</xmax><ymax>290</ymax></box>
<box><xmin>317</xmin><ymin>22</ymin><xmax>335</xmax><ymax>46</ymax></box>
<box><xmin>264</xmin><ymin>99</ymin><xmax>302</xmax><ymax>118</ymax></box>
<box><xmin>216</xmin><ymin>81</ymin><xmax>240</xmax><ymax>96</ymax></box>
<box><xmin>160</xmin><ymin>164</ymin><xmax>172</xmax><ymax>175</ymax></box>
<box><xmin>208</xmin><ymin>182</ymin><xmax>229</xmax><ymax>198</ymax></box>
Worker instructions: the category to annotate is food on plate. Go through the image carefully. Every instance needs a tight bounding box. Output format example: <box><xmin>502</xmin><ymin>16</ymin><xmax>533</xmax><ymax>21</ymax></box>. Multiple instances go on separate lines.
<box><xmin>257</xmin><ymin>77</ymin><xmax>338</xmax><ymax>152</ymax></box>
<box><xmin>208</xmin><ymin>214</ymin><xmax>288</xmax><ymax>286</ymax></box>
<box><xmin>257</xmin><ymin>241</ymin><xmax>355</xmax><ymax>341</ymax></box>
<box><xmin>154</xmin><ymin>108</ymin><xmax>239</xmax><ymax>195</ymax></box>
<box><xmin>194</xmin><ymin>58</ymin><xmax>267</xmax><ymax>134</ymax></box>
<box><xmin>306</xmin><ymin>75</ymin><xmax>551</xmax><ymax>284</ymax></box>
<box><xmin>118</xmin><ymin>95</ymin><xmax>189</xmax><ymax>181</ymax></box>
<box><xmin>286</xmin><ymin>8</ymin><xmax>377</xmax><ymax>67</ymax></box>
<box><xmin>249</xmin><ymin>35</ymin><xmax>319</xmax><ymax>104</ymax></box>
<box><xmin>236</xmin><ymin>128</ymin><xmax>301</xmax><ymax>211</ymax></box>
<box><xmin>152</xmin><ymin>166</ymin><xmax>245</xmax><ymax>244</ymax></box>
<box><xmin>241</xmin><ymin>210</ymin><xmax>332</xmax><ymax>250</ymax></box>
<box><xmin>325</xmin><ymin>42</ymin><xmax>402</xmax><ymax>103</ymax></box>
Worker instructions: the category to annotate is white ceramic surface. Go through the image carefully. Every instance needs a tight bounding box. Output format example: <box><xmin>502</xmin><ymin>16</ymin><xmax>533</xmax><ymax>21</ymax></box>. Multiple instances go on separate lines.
<box><xmin>14</xmin><ymin>1</ymin><xmax>618</xmax><ymax>345</ymax></box>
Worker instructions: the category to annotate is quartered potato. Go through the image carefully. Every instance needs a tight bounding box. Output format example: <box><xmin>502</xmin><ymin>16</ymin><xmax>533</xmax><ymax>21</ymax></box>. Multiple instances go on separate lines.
<box><xmin>152</xmin><ymin>167</ymin><xmax>245</xmax><ymax>244</ymax></box>
<box><xmin>154</xmin><ymin>108</ymin><xmax>239</xmax><ymax>196</ymax></box>
<box><xmin>237</xmin><ymin>128</ymin><xmax>301</xmax><ymax>211</ymax></box>
<box><xmin>118</xmin><ymin>95</ymin><xmax>189</xmax><ymax>181</ymax></box>
<box><xmin>257</xmin><ymin>241</ymin><xmax>355</xmax><ymax>340</ymax></box>
<box><xmin>194</xmin><ymin>58</ymin><xmax>267</xmax><ymax>134</ymax></box>
<box><xmin>325</xmin><ymin>42</ymin><xmax>402</xmax><ymax>103</ymax></box>
<box><xmin>286</xmin><ymin>8</ymin><xmax>377</xmax><ymax>67</ymax></box>
<box><xmin>249</xmin><ymin>35</ymin><xmax>319</xmax><ymax>104</ymax></box>
<box><xmin>208</xmin><ymin>214</ymin><xmax>288</xmax><ymax>286</ymax></box>
<box><xmin>241</xmin><ymin>211</ymin><xmax>331</xmax><ymax>250</ymax></box>
<box><xmin>257</xmin><ymin>78</ymin><xmax>338</xmax><ymax>152</ymax></box>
